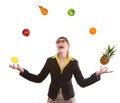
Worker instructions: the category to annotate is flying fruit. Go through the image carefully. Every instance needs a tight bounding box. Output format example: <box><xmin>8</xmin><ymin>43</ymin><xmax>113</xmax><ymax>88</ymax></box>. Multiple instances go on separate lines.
<box><xmin>100</xmin><ymin>45</ymin><xmax>116</xmax><ymax>65</ymax></box>
<box><xmin>22</xmin><ymin>28</ymin><xmax>30</xmax><ymax>37</ymax></box>
<box><xmin>11</xmin><ymin>56</ymin><xmax>19</xmax><ymax>63</ymax></box>
<box><xmin>89</xmin><ymin>27</ymin><xmax>96</xmax><ymax>35</ymax></box>
<box><xmin>67</xmin><ymin>8</ymin><xmax>75</xmax><ymax>16</ymax></box>
<box><xmin>38</xmin><ymin>5</ymin><xmax>48</xmax><ymax>15</ymax></box>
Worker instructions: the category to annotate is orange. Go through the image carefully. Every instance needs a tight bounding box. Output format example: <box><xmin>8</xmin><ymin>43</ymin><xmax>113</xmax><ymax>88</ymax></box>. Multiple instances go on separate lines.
<box><xmin>89</xmin><ymin>27</ymin><xmax>96</xmax><ymax>35</ymax></box>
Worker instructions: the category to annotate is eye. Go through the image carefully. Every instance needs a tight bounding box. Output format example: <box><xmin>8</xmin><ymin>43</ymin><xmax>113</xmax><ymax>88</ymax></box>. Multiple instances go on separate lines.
<box><xmin>61</xmin><ymin>40</ymin><xmax>65</xmax><ymax>43</ymax></box>
<box><xmin>56</xmin><ymin>39</ymin><xmax>66</xmax><ymax>44</ymax></box>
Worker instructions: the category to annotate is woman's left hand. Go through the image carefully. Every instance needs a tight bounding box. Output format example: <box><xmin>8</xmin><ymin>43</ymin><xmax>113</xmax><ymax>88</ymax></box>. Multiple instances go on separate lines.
<box><xmin>96</xmin><ymin>65</ymin><xmax>113</xmax><ymax>76</ymax></box>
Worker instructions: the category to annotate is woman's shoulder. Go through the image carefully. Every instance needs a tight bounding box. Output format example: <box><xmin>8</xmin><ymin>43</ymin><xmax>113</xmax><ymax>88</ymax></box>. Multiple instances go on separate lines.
<box><xmin>46</xmin><ymin>55</ymin><xmax>56</xmax><ymax>61</ymax></box>
<box><xmin>70</xmin><ymin>57</ymin><xmax>78</xmax><ymax>63</ymax></box>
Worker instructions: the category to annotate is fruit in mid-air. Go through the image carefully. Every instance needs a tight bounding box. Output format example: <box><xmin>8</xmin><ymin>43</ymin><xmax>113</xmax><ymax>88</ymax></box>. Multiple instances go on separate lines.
<box><xmin>11</xmin><ymin>56</ymin><xmax>19</xmax><ymax>63</ymax></box>
<box><xmin>38</xmin><ymin>5</ymin><xmax>48</xmax><ymax>15</ymax></box>
<box><xmin>89</xmin><ymin>27</ymin><xmax>96</xmax><ymax>35</ymax></box>
<box><xmin>22</xmin><ymin>28</ymin><xmax>30</xmax><ymax>37</ymax></box>
<box><xmin>67</xmin><ymin>8</ymin><xmax>75</xmax><ymax>16</ymax></box>
<box><xmin>100</xmin><ymin>45</ymin><xmax>116</xmax><ymax>65</ymax></box>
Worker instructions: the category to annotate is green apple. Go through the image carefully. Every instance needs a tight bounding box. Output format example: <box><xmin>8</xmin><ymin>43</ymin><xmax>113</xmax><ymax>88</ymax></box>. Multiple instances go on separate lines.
<box><xmin>67</xmin><ymin>8</ymin><xmax>75</xmax><ymax>16</ymax></box>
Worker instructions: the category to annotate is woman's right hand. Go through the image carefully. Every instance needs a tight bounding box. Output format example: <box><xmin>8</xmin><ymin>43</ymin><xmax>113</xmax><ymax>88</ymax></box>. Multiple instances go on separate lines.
<box><xmin>9</xmin><ymin>64</ymin><xmax>24</xmax><ymax>73</ymax></box>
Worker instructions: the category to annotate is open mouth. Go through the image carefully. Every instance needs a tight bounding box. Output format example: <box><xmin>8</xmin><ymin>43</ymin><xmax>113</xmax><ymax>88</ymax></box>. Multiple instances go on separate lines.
<box><xmin>59</xmin><ymin>46</ymin><xmax>64</xmax><ymax>49</ymax></box>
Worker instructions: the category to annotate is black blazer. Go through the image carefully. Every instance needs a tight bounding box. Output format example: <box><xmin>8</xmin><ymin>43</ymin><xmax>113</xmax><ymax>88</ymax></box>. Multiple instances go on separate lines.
<box><xmin>20</xmin><ymin>56</ymin><xmax>100</xmax><ymax>100</ymax></box>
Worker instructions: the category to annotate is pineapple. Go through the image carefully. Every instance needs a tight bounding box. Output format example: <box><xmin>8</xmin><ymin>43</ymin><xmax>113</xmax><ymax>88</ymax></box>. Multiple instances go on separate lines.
<box><xmin>100</xmin><ymin>45</ymin><xmax>116</xmax><ymax>65</ymax></box>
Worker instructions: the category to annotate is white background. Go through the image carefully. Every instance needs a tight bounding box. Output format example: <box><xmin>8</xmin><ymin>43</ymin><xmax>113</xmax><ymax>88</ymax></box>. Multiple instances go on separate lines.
<box><xmin>0</xmin><ymin>0</ymin><xmax>120</xmax><ymax>103</ymax></box>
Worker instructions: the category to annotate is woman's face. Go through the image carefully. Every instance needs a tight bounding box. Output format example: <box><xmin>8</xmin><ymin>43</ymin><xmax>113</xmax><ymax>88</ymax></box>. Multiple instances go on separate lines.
<box><xmin>56</xmin><ymin>39</ymin><xmax>69</xmax><ymax>53</ymax></box>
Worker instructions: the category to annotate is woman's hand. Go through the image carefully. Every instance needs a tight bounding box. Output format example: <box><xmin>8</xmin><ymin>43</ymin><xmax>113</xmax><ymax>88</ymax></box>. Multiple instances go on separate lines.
<box><xmin>9</xmin><ymin>64</ymin><xmax>24</xmax><ymax>73</ymax></box>
<box><xmin>96</xmin><ymin>65</ymin><xmax>113</xmax><ymax>76</ymax></box>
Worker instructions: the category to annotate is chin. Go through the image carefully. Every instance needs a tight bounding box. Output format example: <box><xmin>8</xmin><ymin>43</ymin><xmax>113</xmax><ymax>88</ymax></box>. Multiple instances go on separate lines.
<box><xmin>58</xmin><ymin>51</ymin><xmax>64</xmax><ymax>53</ymax></box>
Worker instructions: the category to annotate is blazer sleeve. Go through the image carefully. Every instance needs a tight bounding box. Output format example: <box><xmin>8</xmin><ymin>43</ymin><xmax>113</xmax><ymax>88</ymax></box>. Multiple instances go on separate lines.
<box><xmin>73</xmin><ymin>60</ymin><xmax>100</xmax><ymax>87</ymax></box>
<box><xmin>19</xmin><ymin>58</ymin><xmax>50</xmax><ymax>83</ymax></box>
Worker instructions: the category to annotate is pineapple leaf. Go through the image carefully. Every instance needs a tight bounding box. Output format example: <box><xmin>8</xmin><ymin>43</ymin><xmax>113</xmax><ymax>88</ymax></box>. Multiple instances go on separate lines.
<box><xmin>109</xmin><ymin>50</ymin><xmax>116</xmax><ymax>57</ymax></box>
<box><xmin>103</xmin><ymin>45</ymin><xmax>116</xmax><ymax>59</ymax></box>
<box><xmin>110</xmin><ymin>46</ymin><xmax>115</xmax><ymax>51</ymax></box>
<box><xmin>108</xmin><ymin>45</ymin><xmax>111</xmax><ymax>52</ymax></box>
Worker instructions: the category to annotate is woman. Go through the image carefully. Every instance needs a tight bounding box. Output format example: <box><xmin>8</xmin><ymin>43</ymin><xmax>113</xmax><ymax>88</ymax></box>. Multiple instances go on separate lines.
<box><xmin>9</xmin><ymin>36</ymin><xmax>113</xmax><ymax>103</ymax></box>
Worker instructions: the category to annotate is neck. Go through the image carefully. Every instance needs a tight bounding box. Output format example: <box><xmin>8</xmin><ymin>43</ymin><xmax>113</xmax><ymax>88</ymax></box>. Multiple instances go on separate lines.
<box><xmin>58</xmin><ymin>52</ymin><xmax>68</xmax><ymax>60</ymax></box>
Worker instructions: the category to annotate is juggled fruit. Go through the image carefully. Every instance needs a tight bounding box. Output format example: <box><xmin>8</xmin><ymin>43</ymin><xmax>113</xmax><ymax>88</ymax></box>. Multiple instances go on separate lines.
<box><xmin>89</xmin><ymin>27</ymin><xmax>96</xmax><ymax>35</ymax></box>
<box><xmin>22</xmin><ymin>28</ymin><xmax>30</xmax><ymax>37</ymax></box>
<box><xmin>67</xmin><ymin>8</ymin><xmax>75</xmax><ymax>16</ymax></box>
<box><xmin>100</xmin><ymin>45</ymin><xmax>116</xmax><ymax>65</ymax></box>
<box><xmin>38</xmin><ymin>5</ymin><xmax>48</xmax><ymax>15</ymax></box>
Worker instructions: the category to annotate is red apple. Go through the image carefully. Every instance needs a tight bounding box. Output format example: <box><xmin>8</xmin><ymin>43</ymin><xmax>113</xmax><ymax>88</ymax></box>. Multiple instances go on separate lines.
<box><xmin>22</xmin><ymin>28</ymin><xmax>30</xmax><ymax>36</ymax></box>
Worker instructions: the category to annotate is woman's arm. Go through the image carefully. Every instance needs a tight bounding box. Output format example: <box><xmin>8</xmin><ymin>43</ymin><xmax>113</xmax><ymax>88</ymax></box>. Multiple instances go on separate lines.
<box><xmin>73</xmin><ymin>61</ymin><xmax>113</xmax><ymax>87</ymax></box>
<box><xmin>9</xmin><ymin>59</ymin><xmax>50</xmax><ymax>83</ymax></box>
